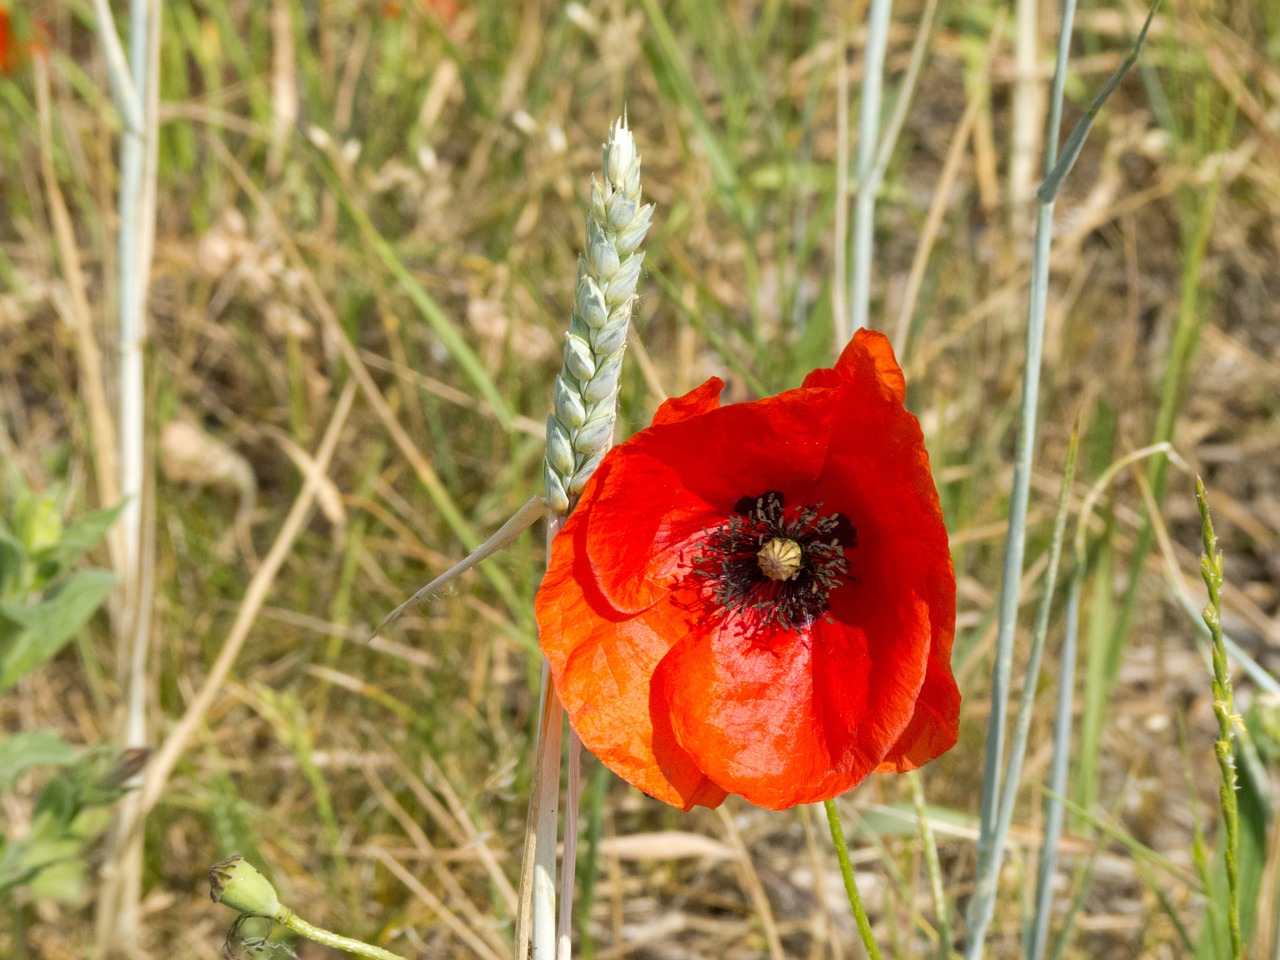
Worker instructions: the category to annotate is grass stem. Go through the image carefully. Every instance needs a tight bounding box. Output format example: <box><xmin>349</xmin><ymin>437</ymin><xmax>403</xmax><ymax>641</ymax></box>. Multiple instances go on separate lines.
<box><xmin>278</xmin><ymin>910</ymin><xmax>409</xmax><ymax>960</ymax></box>
<box><xmin>966</xmin><ymin>2</ymin><xmax>1079</xmax><ymax>954</ymax></box>
<box><xmin>1196</xmin><ymin>478</ymin><xmax>1242</xmax><ymax>960</ymax></box>
<box><xmin>908</xmin><ymin>771</ymin><xmax>951</xmax><ymax>959</ymax></box>
<box><xmin>848</xmin><ymin>0</ymin><xmax>892</xmax><ymax>338</ymax></box>
<box><xmin>557</xmin><ymin>732</ymin><xmax>583</xmax><ymax>960</ymax></box>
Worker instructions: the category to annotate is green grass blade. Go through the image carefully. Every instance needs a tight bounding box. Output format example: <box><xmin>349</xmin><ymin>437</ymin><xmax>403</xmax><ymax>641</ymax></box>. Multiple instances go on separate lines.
<box><xmin>1036</xmin><ymin>2</ymin><xmax>1159</xmax><ymax>204</ymax></box>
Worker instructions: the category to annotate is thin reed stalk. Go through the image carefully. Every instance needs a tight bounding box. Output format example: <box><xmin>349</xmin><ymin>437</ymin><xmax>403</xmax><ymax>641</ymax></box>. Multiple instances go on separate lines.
<box><xmin>557</xmin><ymin>733</ymin><xmax>583</xmax><ymax>960</ymax></box>
<box><xmin>980</xmin><ymin>429</ymin><xmax>1077</xmax><ymax>952</ymax></box>
<box><xmin>967</xmin><ymin>4</ymin><xmax>1157</xmax><ymax>952</ymax></box>
<box><xmin>1029</xmin><ymin>573</ymin><xmax>1078</xmax><ymax>960</ymax></box>
<box><xmin>847</xmin><ymin>0</ymin><xmax>892</xmax><ymax>339</ymax></box>
<box><xmin>965</xmin><ymin>0</ymin><xmax>1078</xmax><ymax>948</ymax></box>
<box><xmin>525</xmin><ymin>658</ymin><xmax>564</xmax><ymax>960</ymax></box>
<box><xmin>90</xmin><ymin>0</ymin><xmax>161</xmax><ymax>951</ymax></box>
<box><xmin>908</xmin><ymin>771</ymin><xmax>951</xmax><ymax>959</ymax></box>
<box><xmin>1010</xmin><ymin>0</ymin><xmax>1045</xmax><ymax>213</ymax></box>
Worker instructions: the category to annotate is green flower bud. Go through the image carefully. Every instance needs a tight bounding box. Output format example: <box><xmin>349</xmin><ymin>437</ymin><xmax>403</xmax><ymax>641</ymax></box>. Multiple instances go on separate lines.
<box><xmin>209</xmin><ymin>856</ymin><xmax>281</xmax><ymax>918</ymax></box>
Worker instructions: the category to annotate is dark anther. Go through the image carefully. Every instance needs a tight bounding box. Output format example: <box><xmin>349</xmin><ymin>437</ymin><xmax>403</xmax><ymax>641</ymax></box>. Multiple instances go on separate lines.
<box><xmin>693</xmin><ymin>491</ymin><xmax>856</xmax><ymax>631</ymax></box>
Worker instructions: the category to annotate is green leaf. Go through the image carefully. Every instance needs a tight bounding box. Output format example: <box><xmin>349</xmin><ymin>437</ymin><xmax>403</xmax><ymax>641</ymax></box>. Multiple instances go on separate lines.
<box><xmin>26</xmin><ymin>854</ymin><xmax>87</xmax><ymax>903</ymax></box>
<box><xmin>32</xmin><ymin>501</ymin><xmax>125</xmax><ymax>576</ymax></box>
<box><xmin>853</xmin><ymin>802</ymin><xmax>976</xmax><ymax>839</ymax></box>
<box><xmin>0</xmin><ymin>829</ymin><xmax>79</xmax><ymax>896</ymax></box>
<box><xmin>0</xmin><ymin>529</ymin><xmax>26</xmax><ymax>598</ymax></box>
<box><xmin>0</xmin><ymin>731</ymin><xmax>77</xmax><ymax>795</ymax></box>
<box><xmin>0</xmin><ymin>568</ymin><xmax>117</xmax><ymax>692</ymax></box>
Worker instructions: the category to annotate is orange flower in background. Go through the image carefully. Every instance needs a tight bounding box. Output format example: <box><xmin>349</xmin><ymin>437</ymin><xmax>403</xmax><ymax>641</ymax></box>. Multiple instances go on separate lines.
<box><xmin>535</xmin><ymin>329</ymin><xmax>958</xmax><ymax>811</ymax></box>
<box><xmin>0</xmin><ymin>8</ymin><xmax>15</xmax><ymax>75</ymax></box>
<box><xmin>0</xmin><ymin>7</ymin><xmax>47</xmax><ymax>75</ymax></box>
<box><xmin>379</xmin><ymin>0</ymin><xmax>460</xmax><ymax>24</ymax></box>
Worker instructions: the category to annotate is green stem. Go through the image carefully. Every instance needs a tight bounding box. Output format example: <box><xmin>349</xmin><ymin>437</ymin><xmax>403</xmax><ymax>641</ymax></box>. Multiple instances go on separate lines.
<box><xmin>277</xmin><ymin>907</ymin><xmax>409</xmax><ymax>960</ymax></box>
<box><xmin>823</xmin><ymin>800</ymin><xmax>884</xmax><ymax>960</ymax></box>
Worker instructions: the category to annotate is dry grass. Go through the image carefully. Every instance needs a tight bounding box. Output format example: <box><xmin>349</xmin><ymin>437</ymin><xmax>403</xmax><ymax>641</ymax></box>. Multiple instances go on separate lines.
<box><xmin>1</xmin><ymin>0</ymin><xmax>1278</xmax><ymax>958</ymax></box>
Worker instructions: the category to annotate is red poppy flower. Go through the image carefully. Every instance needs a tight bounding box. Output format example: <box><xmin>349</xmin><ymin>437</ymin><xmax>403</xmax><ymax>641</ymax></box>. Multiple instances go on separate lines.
<box><xmin>535</xmin><ymin>329</ymin><xmax>958</xmax><ymax>811</ymax></box>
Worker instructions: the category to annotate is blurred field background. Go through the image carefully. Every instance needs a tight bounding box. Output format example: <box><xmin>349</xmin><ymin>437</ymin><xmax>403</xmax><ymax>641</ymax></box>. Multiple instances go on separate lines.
<box><xmin>2</xmin><ymin>0</ymin><xmax>1279</xmax><ymax>957</ymax></box>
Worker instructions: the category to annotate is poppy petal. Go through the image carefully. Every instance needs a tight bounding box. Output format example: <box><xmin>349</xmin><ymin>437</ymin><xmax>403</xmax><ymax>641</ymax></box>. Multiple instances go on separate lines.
<box><xmin>802</xmin><ymin>329</ymin><xmax>906</xmax><ymax>404</ymax></box>
<box><xmin>654</xmin><ymin>599</ymin><xmax>928</xmax><ymax>810</ymax></box>
<box><xmin>583</xmin><ymin>388</ymin><xmax>839</xmax><ymax>614</ymax></box>
<box><xmin>811</xmin><ymin>335</ymin><xmax>957</xmax><ymax>773</ymax></box>
<box><xmin>650</xmin><ymin>377</ymin><xmax>725</xmax><ymax>427</ymax></box>
<box><xmin>536</xmin><ymin>492</ymin><xmax>726</xmax><ymax>810</ymax></box>
<box><xmin>875</xmin><ymin>647</ymin><xmax>960</xmax><ymax>772</ymax></box>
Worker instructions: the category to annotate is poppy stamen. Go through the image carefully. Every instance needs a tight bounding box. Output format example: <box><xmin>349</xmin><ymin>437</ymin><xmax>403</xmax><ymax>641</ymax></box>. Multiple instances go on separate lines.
<box><xmin>693</xmin><ymin>491</ymin><xmax>854</xmax><ymax>631</ymax></box>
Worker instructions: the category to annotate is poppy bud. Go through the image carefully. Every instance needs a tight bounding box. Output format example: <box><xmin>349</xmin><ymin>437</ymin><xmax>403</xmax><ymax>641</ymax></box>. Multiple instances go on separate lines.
<box><xmin>209</xmin><ymin>856</ymin><xmax>280</xmax><ymax>918</ymax></box>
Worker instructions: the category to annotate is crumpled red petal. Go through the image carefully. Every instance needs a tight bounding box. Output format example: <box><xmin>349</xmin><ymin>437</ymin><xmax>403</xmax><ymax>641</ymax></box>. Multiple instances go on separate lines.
<box><xmin>650</xmin><ymin>377</ymin><xmax>725</xmax><ymax>427</ymax></box>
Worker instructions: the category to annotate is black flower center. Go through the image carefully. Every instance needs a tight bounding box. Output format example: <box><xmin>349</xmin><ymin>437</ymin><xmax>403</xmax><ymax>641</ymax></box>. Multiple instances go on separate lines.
<box><xmin>692</xmin><ymin>491</ymin><xmax>856</xmax><ymax>631</ymax></box>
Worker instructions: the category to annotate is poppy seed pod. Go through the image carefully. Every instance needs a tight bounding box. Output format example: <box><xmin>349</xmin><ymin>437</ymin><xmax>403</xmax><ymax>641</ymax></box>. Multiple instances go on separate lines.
<box><xmin>209</xmin><ymin>856</ymin><xmax>280</xmax><ymax>918</ymax></box>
